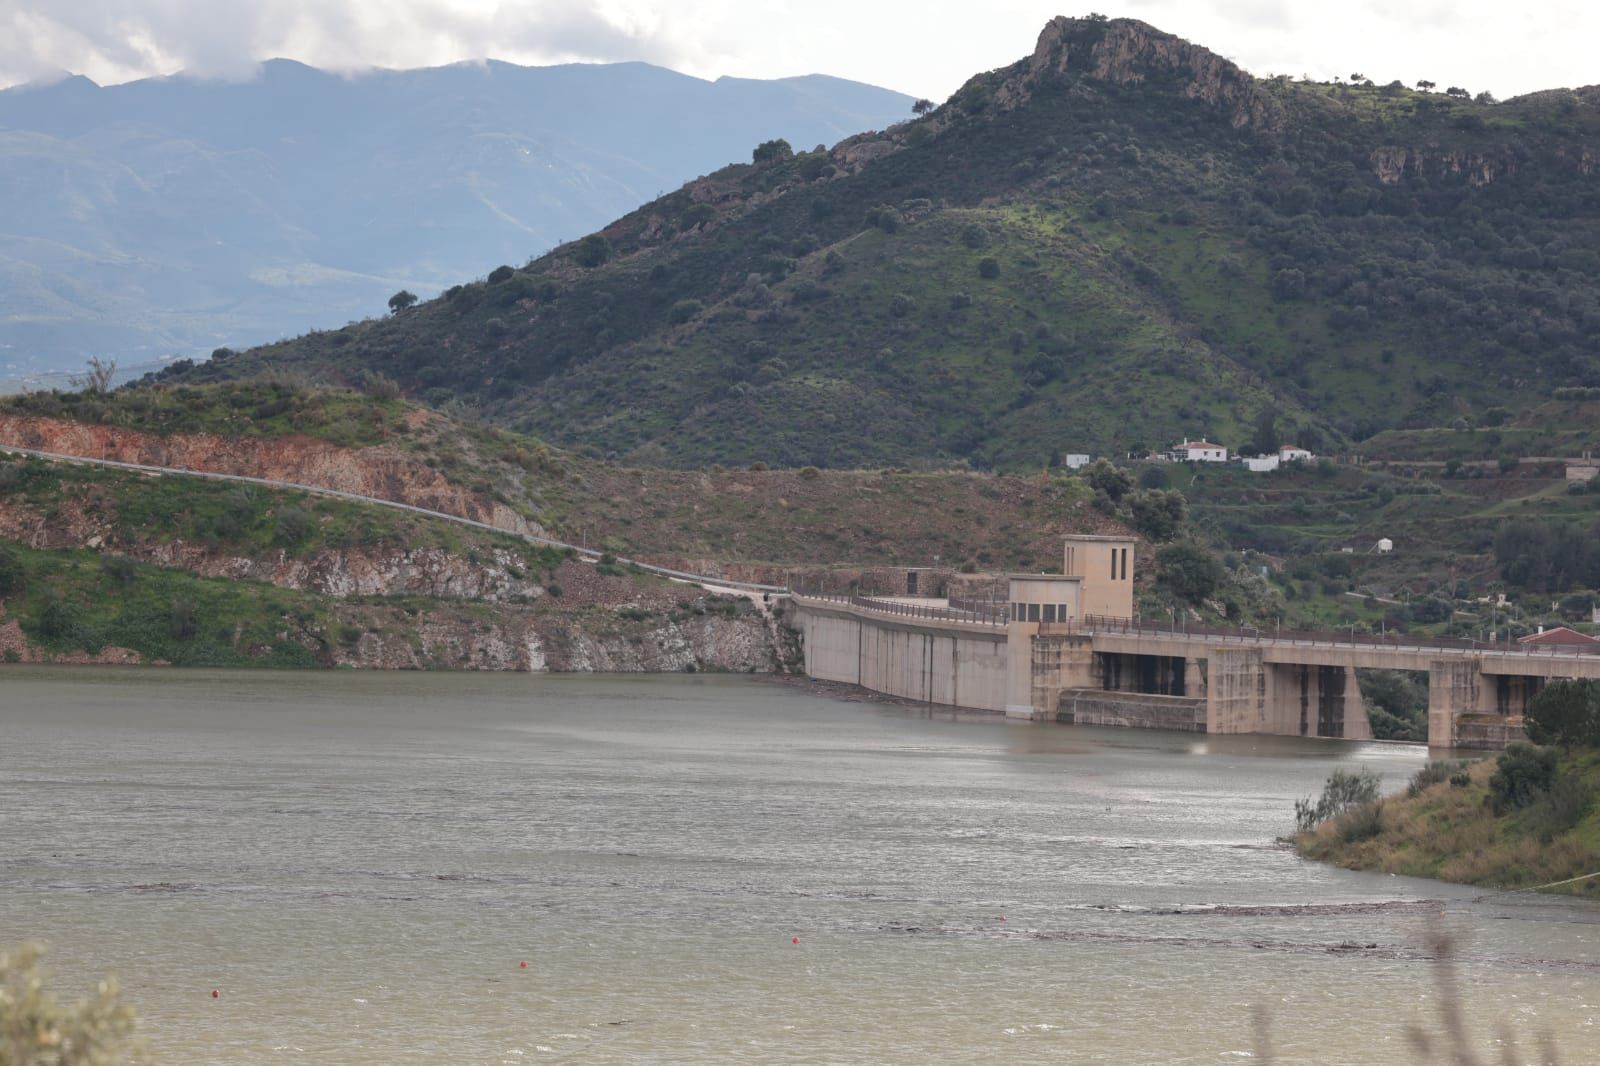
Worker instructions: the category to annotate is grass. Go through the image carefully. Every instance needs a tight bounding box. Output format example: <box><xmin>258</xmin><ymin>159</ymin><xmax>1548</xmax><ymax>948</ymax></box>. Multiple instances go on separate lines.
<box><xmin>1296</xmin><ymin>752</ymin><xmax>1600</xmax><ymax>898</ymax></box>
<box><xmin>2</xmin><ymin>541</ymin><xmax>328</xmax><ymax>667</ymax></box>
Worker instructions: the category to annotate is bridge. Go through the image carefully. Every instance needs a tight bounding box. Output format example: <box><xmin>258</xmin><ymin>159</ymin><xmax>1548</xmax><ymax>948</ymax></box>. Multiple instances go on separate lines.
<box><xmin>790</xmin><ymin>536</ymin><xmax>1600</xmax><ymax>750</ymax></box>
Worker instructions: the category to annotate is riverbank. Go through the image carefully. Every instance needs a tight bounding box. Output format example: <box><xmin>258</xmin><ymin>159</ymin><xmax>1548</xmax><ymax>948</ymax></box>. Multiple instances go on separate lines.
<box><xmin>1295</xmin><ymin>751</ymin><xmax>1600</xmax><ymax>899</ymax></box>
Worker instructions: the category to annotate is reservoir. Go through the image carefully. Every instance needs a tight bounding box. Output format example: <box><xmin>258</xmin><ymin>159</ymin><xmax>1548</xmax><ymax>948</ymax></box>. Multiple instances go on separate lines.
<box><xmin>1</xmin><ymin>669</ymin><xmax>1596</xmax><ymax>1062</ymax></box>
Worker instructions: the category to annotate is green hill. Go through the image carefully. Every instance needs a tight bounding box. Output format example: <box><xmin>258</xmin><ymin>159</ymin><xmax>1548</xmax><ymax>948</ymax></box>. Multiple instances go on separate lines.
<box><xmin>152</xmin><ymin>17</ymin><xmax>1600</xmax><ymax>469</ymax></box>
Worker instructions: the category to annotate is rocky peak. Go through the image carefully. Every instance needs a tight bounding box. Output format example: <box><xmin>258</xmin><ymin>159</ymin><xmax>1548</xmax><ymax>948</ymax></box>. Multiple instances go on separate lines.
<box><xmin>1013</xmin><ymin>16</ymin><xmax>1279</xmax><ymax>130</ymax></box>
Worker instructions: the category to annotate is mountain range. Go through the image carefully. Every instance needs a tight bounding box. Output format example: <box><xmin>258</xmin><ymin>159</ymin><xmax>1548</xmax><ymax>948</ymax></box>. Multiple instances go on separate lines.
<box><xmin>138</xmin><ymin>17</ymin><xmax>1600</xmax><ymax>468</ymax></box>
<box><xmin>0</xmin><ymin>58</ymin><xmax>912</xmax><ymax>372</ymax></box>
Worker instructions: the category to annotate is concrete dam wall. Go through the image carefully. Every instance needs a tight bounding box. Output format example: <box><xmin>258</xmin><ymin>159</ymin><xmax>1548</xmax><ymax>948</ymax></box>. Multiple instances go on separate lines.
<box><xmin>795</xmin><ymin>601</ymin><xmax>1011</xmax><ymax>712</ymax></box>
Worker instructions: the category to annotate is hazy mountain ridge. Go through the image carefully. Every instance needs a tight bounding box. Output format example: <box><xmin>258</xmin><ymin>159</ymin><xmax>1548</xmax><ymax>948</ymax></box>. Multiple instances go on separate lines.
<box><xmin>0</xmin><ymin>58</ymin><xmax>912</xmax><ymax>371</ymax></box>
<box><xmin>153</xmin><ymin>18</ymin><xmax>1600</xmax><ymax>468</ymax></box>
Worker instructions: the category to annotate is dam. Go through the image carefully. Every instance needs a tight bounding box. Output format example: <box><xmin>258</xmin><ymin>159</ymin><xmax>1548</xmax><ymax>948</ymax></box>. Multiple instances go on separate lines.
<box><xmin>791</xmin><ymin>536</ymin><xmax>1600</xmax><ymax>749</ymax></box>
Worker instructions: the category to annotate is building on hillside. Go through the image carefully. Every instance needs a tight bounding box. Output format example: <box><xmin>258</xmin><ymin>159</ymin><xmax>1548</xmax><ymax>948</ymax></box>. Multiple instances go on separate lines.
<box><xmin>1242</xmin><ymin>455</ymin><xmax>1280</xmax><ymax>473</ymax></box>
<box><xmin>1278</xmin><ymin>445</ymin><xmax>1315</xmax><ymax>463</ymax></box>
<box><xmin>1518</xmin><ymin>626</ymin><xmax>1600</xmax><ymax>647</ymax></box>
<box><xmin>1169</xmin><ymin>440</ymin><xmax>1228</xmax><ymax>463</ymax></box>
<box><xmin>1062</xmin><ymin>453</ymin><xmax>1092</xmax><ymax>470</ymax></box>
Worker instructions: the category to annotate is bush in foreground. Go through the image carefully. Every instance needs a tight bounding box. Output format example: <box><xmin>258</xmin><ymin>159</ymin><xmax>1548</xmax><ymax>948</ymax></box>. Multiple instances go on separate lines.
<box><xmin>1</xmin><ymin>942</ymin><xmax>142</xmax><ymax>1064</ymax></box>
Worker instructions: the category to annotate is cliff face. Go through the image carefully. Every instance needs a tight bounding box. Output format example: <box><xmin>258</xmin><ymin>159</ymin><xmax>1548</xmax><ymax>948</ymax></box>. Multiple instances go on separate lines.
<box><xmin>0</xmin><ymin>414</ymin><xmax>539</xmax><ymax>536</ymax></box>
<box><xmin>1370</xmin><ymin>146</ymin><xmax>1518</xmax><ymax>186</ymax></box>
<box><xmin>327</xmin><ymin>600</ymin><xmax>798</xmax><ymax>673</ymax></box>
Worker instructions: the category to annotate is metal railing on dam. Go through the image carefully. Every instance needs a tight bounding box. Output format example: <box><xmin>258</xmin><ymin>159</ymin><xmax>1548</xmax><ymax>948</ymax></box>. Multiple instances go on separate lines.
<box><xmin>791</xmin><ymin>592</ymin><xmax>1007</xmax><ymax>627</ymax></box>
<box><xmin>1072</xmin><ymin>614</ymin><xmax>1600</xmax><ymax>662</ymax></box>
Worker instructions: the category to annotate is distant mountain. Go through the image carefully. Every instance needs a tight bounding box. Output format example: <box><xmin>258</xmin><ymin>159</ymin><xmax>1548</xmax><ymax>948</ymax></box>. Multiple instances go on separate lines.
<box><xmin>0</xmin><ymin>59</ymin><xmax>912</xmax><ymax>372</ymax></box>
<box><xmin>153</xmin><ymin>18</ymin><xmax>1600</xmax><ymax>469</ymax></box>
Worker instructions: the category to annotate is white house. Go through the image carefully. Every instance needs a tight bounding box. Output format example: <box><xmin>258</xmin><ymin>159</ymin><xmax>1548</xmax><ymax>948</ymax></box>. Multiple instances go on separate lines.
<box><xmin>1278</xmin><ymin>445</ymin><xmax>1315</xmax><ymax>463</ymax></box>
<box><xmin>1242</xmin><ymin>455</ymin><xmax>1280</xmax><ymax>472</ymax></box>
<box><xmin>1170</xmin><ymin>440</ymin><xmax>1229</xmax><ymax>463</ymax></box>
<box><xmin>1063</xmin><ymin>454</ymin><xmax>1092</xmax><ymax>470</ymax></box>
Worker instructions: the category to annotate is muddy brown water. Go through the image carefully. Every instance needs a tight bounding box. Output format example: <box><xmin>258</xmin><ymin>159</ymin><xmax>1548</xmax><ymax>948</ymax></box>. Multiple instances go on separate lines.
<box><xmin>2</xmin><ymin>668</ymin><xmax>1596</xmax><ymax>1063</ymax></box>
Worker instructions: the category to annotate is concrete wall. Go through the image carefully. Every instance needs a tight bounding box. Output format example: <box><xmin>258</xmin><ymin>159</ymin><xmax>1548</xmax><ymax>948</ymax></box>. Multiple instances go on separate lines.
<box><xmin>794</xmin><ymin>601</ymin><xmax>1010</xmax><ymax>712</ymax></box>
<box><xmin>1059</xmin><ymin>689</ymin><xmax>1206</xmax><ymax>732</ymax></box>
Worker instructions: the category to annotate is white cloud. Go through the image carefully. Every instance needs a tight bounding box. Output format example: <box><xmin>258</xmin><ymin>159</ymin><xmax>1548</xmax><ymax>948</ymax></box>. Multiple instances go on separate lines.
<box><xmin>0</xmin><ymin>0</ymin><xmax>1595</xmax><ymax>100</ymax></box>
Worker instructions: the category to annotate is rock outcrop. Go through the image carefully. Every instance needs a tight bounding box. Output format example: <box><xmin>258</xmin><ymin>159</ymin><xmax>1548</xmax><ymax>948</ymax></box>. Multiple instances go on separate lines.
<box><xmin>1003</xmin><ymin>17</ymin><xmax>1280</xmax><ymax>130</ymax></box>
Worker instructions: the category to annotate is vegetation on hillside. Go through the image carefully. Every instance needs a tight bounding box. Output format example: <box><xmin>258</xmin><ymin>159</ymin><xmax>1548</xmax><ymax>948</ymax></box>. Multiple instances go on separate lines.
<box><xmin>1296</xmin><ymin>681</ymin><xmax>1600</xmax><ymax>896</ymax></box>
<box><xmin>0</xmin><ymin>384</ymin><xmax>1126</xmax><ymax>570</ymax></box>
<box><xmin>146</xmin><ymin>18</ymin><xmax>1600</xmax><ymax>470</ymax></box>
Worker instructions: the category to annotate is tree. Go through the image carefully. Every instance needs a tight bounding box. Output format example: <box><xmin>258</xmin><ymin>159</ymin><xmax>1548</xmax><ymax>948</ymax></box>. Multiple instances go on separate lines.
<box><xmin>1445</xmin><ymin>86</ymin><xmax>1469</xmax><ymax>98</ymax></box>
<box><xmin>1157</xmin><ymin>541</ymin><xmax>1225</xmax><ymax>603</ymax></box>
<box><xmin>1126</xmin><ymin>488</ymin><xmax>1187</xmax><ymax>542</ymax></box>
<box><xmin>1082</xmin><ymin>459</ymin><xmax>1132</xmax><ymax>502</ymax></box>
<box><xmin>1525</xmin><ymin>680</ymin><xmax>1600</xmax><ymax>748</ymax></box>
<box><xmin>69</xmin><ymin>356</ymin><xmax>115</xmax><ymax>394</ymax></box>
<box><xmin>911</xmin><ymin>98</ymin><xmax>934</xmax><ymax>116</ymax></box>
<box><xmin>752</xmin><ymin>139</ymin><xmax>793</xmax><ymax>165</ymax></box>
<box><xmin>1416</xmin><ymin>80</ymin><xmax>1436</xmax><ymax>91</ymax></box>
<box><xmin>1248</xmin><ymin>408</ymin><xmax>1279</xmax><ymax>456</ymax></box>
<box><xmin>387</xmin><ymin>290</ymin><xmax>418</xmax><ymax>314</ymax></box>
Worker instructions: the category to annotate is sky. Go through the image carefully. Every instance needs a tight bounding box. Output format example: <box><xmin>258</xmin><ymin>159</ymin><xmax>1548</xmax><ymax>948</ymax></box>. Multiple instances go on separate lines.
<box><xmin>1</xmin><ymin>0</ymin><xmax>1596</xmax><ymax>101</ymax></box>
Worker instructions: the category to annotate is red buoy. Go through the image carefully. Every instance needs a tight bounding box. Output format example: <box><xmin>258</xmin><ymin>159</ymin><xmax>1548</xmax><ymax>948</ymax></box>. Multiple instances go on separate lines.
<box><xmin>211</xmin><ymin>990</ymin><xmax>219</xmax><ymax>999</ymax></box>
<box><xmin>519</xmin><ymin>960</ymin><xmax>528</xmax><ymax>969</ymax></box>
<box><xmin>791</xmin><ymin>937</ymin><xmax>800</xmax><ymax>944</ymax></box>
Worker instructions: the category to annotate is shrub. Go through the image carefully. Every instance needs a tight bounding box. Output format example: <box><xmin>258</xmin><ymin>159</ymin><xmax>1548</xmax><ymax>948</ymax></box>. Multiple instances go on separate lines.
<box><xmin>799</xmin><ymin>466</ymin><xmax>821</xmax><ymax>480</ymax></box>
<box><xmin>1294</xmin><ymin>767</ymin><xmax>1380</xmax><ymax>833</ymax></box>
<box><xmin>1408</xmin><ymin>759</ymin><xmax>1470</xmax><ymax>796</ymax></box>
<box><xmin>1522</xmin><ymin>774</ymin><xmax>1594</xmax><ymax>842</ymax></box>
<box><xmin>668</xmin><ymin>299</ymin><xmax>703</xmax><ymax>324</ymax></box>
<box><xmin>977</xmin><ymin>257</ymin><xmax>1001</xmax><ymax>279</ymax></box>
<box><xmin>1336</xmin><ymin>799</ymin><xmax>1385</xmax><ymax>843</ymax></box>
<box><xmin>487</xmin><ymin>265</ymin><xmax>515</xmax><ymax>285</ymax></box>
<box><xmin>1488</xmin><ymin>742</ymin><xmax>1557</xmax><ymax>814</ymax></box>
<box><xmin>0</xmin><ymin>546</ymin><xmax>24</xmax><ymax>596</ymax></box>
<box><xmin>169</xmin><ymin>598</ymin><xmax>199</xmax><ymax>640</ymax></box>
<box><xmin>274</xmin><ymin>507</ymin><xmax>315</xmax><ymax>546</ymax></box>
<box><xmin>573</xmin><ymin>234</ymin><xmax>612</xmax><ymax>268</ymax></box>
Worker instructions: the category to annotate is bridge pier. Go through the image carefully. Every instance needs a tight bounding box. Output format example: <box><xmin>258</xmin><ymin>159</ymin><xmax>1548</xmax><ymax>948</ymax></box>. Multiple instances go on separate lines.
<box><xmin>1206</xmin><ymin>648</ymin><xmax>1369</xmax><ymax>739</ymax></box>
<box><xmin>1427</xmin><ymin>660</ymin><xmax>1531</xmax><ymax>749</ymax></box>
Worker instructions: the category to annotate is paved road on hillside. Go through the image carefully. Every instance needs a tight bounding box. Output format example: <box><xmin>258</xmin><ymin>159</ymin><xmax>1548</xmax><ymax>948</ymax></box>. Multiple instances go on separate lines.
<box><xmin>0</xmin><ymin>443</ymin><xmax>790</xmax><ymax>595</ymax></box>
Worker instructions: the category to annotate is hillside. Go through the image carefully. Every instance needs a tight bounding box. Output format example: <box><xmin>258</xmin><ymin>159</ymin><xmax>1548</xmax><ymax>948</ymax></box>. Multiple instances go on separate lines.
<box><xmin>0</xmin><ymin>382</ymin><xmax>1119</xmax><ymax>572</ymax></box>
<box><xmin>153</xmin><ymin>16</ymin><xmax>1600</xmax><ymax>470</ymax></box>
<box><xmin>0</xmin><ymin>59</ymin><xmax>910</xmax><ymax>371</ymax></box>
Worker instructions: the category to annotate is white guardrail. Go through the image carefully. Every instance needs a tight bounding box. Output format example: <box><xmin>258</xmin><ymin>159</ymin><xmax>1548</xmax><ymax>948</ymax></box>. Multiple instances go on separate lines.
<box><xmin>0</xmin><ymin>444</ymin><xmax>790</xmax><ymax>596</ymax></box>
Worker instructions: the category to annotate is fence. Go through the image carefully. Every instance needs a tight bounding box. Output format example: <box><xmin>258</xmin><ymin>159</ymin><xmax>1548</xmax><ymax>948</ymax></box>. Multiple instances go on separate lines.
<box><xmin>793</xmin><ymin>592</ymin><xmax>1007</xmax><ymax>627</ymax></box>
